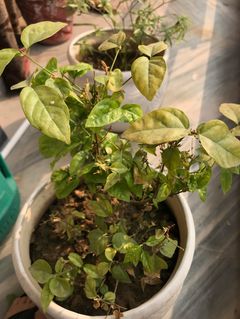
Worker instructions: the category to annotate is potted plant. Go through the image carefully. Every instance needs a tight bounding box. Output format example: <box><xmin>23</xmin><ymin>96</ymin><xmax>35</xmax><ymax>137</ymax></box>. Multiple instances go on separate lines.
<box><xmin>67</xmin><ymin>0</ymin><xmax>189</xmax><ymax>128</ymax></box>
<box><xmin>1</xmin><ymin>22</ymin><xmax>240</xmax><ymax>319</ymax></box>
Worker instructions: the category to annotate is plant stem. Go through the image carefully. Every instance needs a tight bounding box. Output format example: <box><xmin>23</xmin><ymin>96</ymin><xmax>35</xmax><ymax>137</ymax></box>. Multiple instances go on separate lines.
<box><xmin>110</xmin><ymin>48</ymin><xmax>121</xmax><ymax>72</ymax></box>
<box><xmin>122</xmin><ymin>76</ymin><xmax>132</xmax><ymax>86</ymax></box>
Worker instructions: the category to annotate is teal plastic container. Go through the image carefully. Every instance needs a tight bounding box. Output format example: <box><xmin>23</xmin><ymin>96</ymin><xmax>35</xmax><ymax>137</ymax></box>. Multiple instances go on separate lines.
<box><xmin>0</xmin><ymin>154</ymin><xmax>20</xmax><ymax>242</ymax></box>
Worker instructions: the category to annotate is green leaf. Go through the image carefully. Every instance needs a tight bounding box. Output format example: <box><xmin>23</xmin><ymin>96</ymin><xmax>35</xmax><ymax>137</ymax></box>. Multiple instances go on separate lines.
<box><xmin>145</xmin><ymin>230</ymin><xmax>165</xmax><ymax>247</ymax></box>
<box><xmin>39</xmin><ymin>135</ymin><xmax>67</xmax><ymax>159</ymax></box>
<box><xmin>131</xmin><ymin>56</ymin><xmax>166</xmax><ymax>101</ymax></box>
<box><xmin>29</xmin><ymin>259</ymin><xmax>52</xmax><ymax>284</ymax></box>
<box><xmin>95</xmin><ymin>75</ymin><xmax>109</xmax><ymax>85</ymax></box>
<box><xmin>55</xmin><ymin>258</ymin><xmax>65</xmax><ymax>273</ymax></box>
<box><xmin>86</xmin><ymin>98</ymin><xmax>122</xmax><ymax>127</ymax></box>
<box><xmin>138</xmin><ymin>41</ymin><xmax>167</xmax><ymax>58</ymax></box>
<box><xmin>88</xmin><ymin>198</ymin><xmax>113</xmax><ymax>217</ymax></box>
<box><xmin>11</xmin><ymin>79</ymin><xmax>28</xmax><ymax>90</ymax></box>
<box><xmin>33</xmin><ymin>57</ymin><xmax>58</xmax><ymax>86</ymax></box>
<box><xmin>68</xmin><ymin>253</ymin><xmax>83</xmax><ymax>268</ymax></box>
<box><xmin>111</xmin><ymin>162</ymin><xmax>128</xmax><ymax>174</ymax></box>
<box><xmin>88</xmin><ymin>229</ymin><xmax>108</xmax><ymax>255</ymax></box>
<box><xmin>83</xmin><ymin>264</ymin><xmax>99</xmax><ymax>279</ymax></box>
<box><xmin>49</xmin><ymin>277</ymin><xmax>73</xmax><ymax>299</ymax></box>
<box><xmin>160</xmin><ymin>238</ymin><xmax>178</xmax><ymax>258</ymax></box>
<box><xmin>111</xmin><ymin>265</ymin><xmax>131</xmax><ymax>283</ymax></box>
<box><xmin>60</xmin><ymin>63</ymin><xmax>92</xmax><ymax>79</ymax></box>
<box><xmin>219</xmin><ymin>103</ymin><xmax>240</xmax><ymax>124</ymax></box>
<box><xmin>220</xmin><ymin>168</ymin><xmax>232</xmax><ymax>193</ymax></box>
<box><xmin>154</xmin><ymin>183</ymin><xmax>171</xmax><ymax>206</ymax></box>
<box><xmin>108</xmin><ymin>181</ymin><xmax>131</xmax><ymax>201</ymax></box>
<box><xmin>84</xmin><ymin>262</ymin><xmax>109</xmax><ymax>279</ymax></box>
<box><xmin>197</xmin><ymin>120</ymin><xmax>240</xmax><ymax>168</ymax></box>
<box><xmin>141</xmin><ymin>251</ymin><xmax>168</xmax><ymax>274</ymax></box>
<box><xmin>98</xmin><ymin>31</ymin><xmax>126</xmax><ymax>51</ymax></box>
<box><xmin>45</xmin><ymin>78</ymin><xmax>71</xmax><ymax>98</ymax></box>
<box><xmin>20</xmin><ymin>86</ymin><xmax>71</xmax><ymax>144</ymax></box>
<box><xmin>123</xmin><ymin>244</ymin><xmax>142</xmax><ymax>267</ymax></box>
<box><xmin>121</xmin><ymin>104</ymin><xmax>143</xmax><ymax>123</ymax></box>
<box><xmin>0</xmin><ymin>48</ymin><xmax>20</xmax><ymax>76</ymax></box>
<box><xmin>112</xmin><ymin>232</ymin><xmax>134</xmax><ymax>253</ymax></box>
<box><xmin>105</xmin><ymin>247</ymin><xmax>117</xmax><ymax>261</ymax></box>
<box><xmin>69</xmin><ymin>151</ymin><xmax>86</xmax><ymax>176</ymax></box>
<box><xmin>97</xmin><ymin>262</ymin><xmax>110</xmax><ymax>277</ymax></box>
<box><xmin>108</xmin><ymin>69</ymin><xmax>123</xmax><ymax>92</ymax></box>
<box><xmin>84</xmin><ymin>276</ymin><xmax>97</xmax><ymax>299</ymax></box>
<box><xmin>122</xmin><ymin>108</ymin><xmax>190</xmax><ymax>144</ymax></box>
<box><xmin>104</xmin><ymin>291</ymin><xmax>116</xmax><ymax>303</ymax></box>
<box><xmin>41</xmin><ymin>283</ymin><xmax>54</xmax><ymax>313</ymax></box>
<box><xmin>104</xmin><ymin>172</ymin><xmax>120</xmax><ymax>191</ymax></box>
<box><xmin>162</xmin><ymin>148</ymin><xmax>181</xmax><ymax>170</ymax></box>
<box><xmin>21</xmin><ymin>21</ymin><xmax>67</xmax><ymax>49</ymax></box>
<box><xmin>51</xmin><ymin>169</ymin><xmax>79</xmax><ymax>199</ymax></box>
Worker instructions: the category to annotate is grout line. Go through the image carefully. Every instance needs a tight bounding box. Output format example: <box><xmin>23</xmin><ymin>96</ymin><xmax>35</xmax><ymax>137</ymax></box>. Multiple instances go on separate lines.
<box><xmin>1</xmin><ymin>120</ymin><xmax>30</xmax><ymax>159</ymax></box>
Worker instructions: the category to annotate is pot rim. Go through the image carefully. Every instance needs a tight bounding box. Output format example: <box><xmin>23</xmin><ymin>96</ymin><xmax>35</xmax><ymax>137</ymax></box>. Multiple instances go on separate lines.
<box><xmin>13</xmin><ymin>178</ymin><xmax>195</xmax><ymax>319</ymax></box>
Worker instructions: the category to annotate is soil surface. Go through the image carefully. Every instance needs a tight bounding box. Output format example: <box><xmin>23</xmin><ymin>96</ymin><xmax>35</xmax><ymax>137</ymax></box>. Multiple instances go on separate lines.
<box><xmin>30</xmin><ymin>186</ymin><xmax>179</xmax><ymax>316</ymax></box>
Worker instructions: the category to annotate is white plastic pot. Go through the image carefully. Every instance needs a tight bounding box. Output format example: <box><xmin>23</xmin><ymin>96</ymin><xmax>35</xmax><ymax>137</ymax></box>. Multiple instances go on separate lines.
<box><xmin>12</xmin><ymin>180</ymin><xmax>195</xmax><ymax>319</ymax></box>
<box><xmin>67</xmin><ymin>29</ymin><xmax>169</xmax><ymax>132</ymax></box>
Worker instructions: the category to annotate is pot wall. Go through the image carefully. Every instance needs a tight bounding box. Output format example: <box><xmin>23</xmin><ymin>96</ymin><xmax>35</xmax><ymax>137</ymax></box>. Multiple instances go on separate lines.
<box><xmin>12</xmin><ymin>180</ymin><xmax>195</xmax><ymax>319</ymax></box>
<box><xmin>67</xmin><ymin>29</ymin><xmax>169</xmax><ymax>132</ymax></box>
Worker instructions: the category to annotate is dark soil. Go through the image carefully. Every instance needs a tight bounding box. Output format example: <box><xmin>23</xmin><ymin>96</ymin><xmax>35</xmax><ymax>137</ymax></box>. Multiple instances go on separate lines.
<box><xmin>30</xmin><ymin>186</ymin><xmax>179</xmax><ymax>316</ymax></box>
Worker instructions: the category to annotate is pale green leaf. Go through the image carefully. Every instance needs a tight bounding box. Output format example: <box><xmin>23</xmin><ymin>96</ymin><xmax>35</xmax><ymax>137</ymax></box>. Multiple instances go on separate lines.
<box><xmin>123</xmin><ymin>244</ymin><xmax>142</xmax><ymax>267</ymax></box>
<box><xmin>49</xmin><ymin>277</ymin><xmax>73</xmax><ymax>299</ymax></box>
<box><xmin>68</xmin><ymin>253</ymin><xmax>83</xmax><ymax>268</ymax></box>
<box><xmin>88</xmin><ymin>198</ymin><xmax>113</xmax><ymax>217</ymax></box>
<box><xmin>85</xmin><ymin>98</ymin><xmax>122</xmax><ymax>127</ymax></box>
<box><xmin>21</xmin><ymin>21</ymin><xmax>67</xmax><ymax>49</ymax></box>
<box><xmin>111</xmin><ymin>265</ymin><xmax>131</xmax><ymax>283</ymax></box>
<box><xmin>219</xmin><ymin>103</ymin><xmax>240</xmax><ymax>124</ymax></box>
<box><xmin>0</xmin><ymin>48</ymin><xmax>20</xmax><ymax>76</ymax></box>
<box><xmin>220</xmin><ymin>168</ymin><xmax>232</xmax><ymax>193</ymax></box>
<box><xmin>131</xmin><ymin>56</ymin><xmax>166</xmax><ymax>101</ymax></box>
<box><xmin>84</xmin><ymin>276</ymin><xmax>97</xmax><ymax>299</ymax></box>
<box><xmin>69</xmin><ymin>151</ymin><xmax>86</xmax><ymax>176</ymax></box>
<box><xmin>104</xmin><ymin>172</ymin><xmax>120</xmax><ymax>191</ymax></box>
<box><xmin>60</xmin><ymin>63</ymin><xmax>92</xmax><ymax>79</ymax></box>
<box><xmin>29</xmin><ymin>259</ymin><xmax>52</xmax><ymax>284</ymax></box>
<box><xmin>105</xmin><ymin>247</ymin><xmax>117</xmax><ymax>261</ymax></box>
<box><xmin>121</xmin><ymin>104</ymin><xmax>143</xmax><ymax>123</ymax></box>
<box><xmin>122</xmin><ymin>108</ymin><xmax>190</xmax><ymax>144</ymax></box>
<box><xmin>108</xmin><ymin>69</ymin><xmax>123</xmax><ymax>92</ymax></box>
<box><xmin>197</xmin><ymin>120</ymin><xmax>240</xmax><ymax>168</ymax></box>
<box><xmin>98</xmin><ymin>31</ymin><xmax>126</xmax><ymax>51</ymax></box>
<box><xmin>41</xmin><ymin>283</ymin><xmax>54</xmax><ymax>313</ymax></box>
<box><xmin>154</xmin><ymin>183</ymin><xmax>171</xmax><ymax>206</ymax></box>
<box><xmin>141</xmin><ymin>251</ymin><xmax>168</xmax><ymax>274</ymax></box>
<box><xmin>20</xmin><ymin>86</ymin><xmax>71</xmax><ymax>144</ymax></box>
<box><xmin>160</xmin><ymin>238</ymin><xmax>178</xmax><ymax>258</ymax></box>
<box><xmin>112</xmin><ymin>232</ymin><xmax>134</xmax><ymax>253</ymax></box>
<box><xmin>104</xmin><ymin>291</ymin><xmax>116</xmax><ymax>303</ymax></box>
<box><xmin>138</xmin><ymin>41</ymin><xmax>167</xmax><ymax>58</ymax></box>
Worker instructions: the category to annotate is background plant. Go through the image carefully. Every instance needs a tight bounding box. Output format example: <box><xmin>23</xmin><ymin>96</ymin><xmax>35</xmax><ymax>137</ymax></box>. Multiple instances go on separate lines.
<box><xmin>68</xmin><ymin>0</ymin><xmax>189</xmax><ymax>70</ymax></box>
<box><xmin>1</xmin><ymin>22</ymin><xmax>240</xmax><ymax>316</ymax></box>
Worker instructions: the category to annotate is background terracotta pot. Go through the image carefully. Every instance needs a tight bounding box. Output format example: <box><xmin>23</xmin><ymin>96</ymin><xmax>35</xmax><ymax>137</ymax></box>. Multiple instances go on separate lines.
<box><xmin>16</xmin><ymin>0</ymin><xmax>74</xmax><ymax>45</ymax></box>
<box><xmin>12</xmin><ymin>180</ymin><xmax>195</xmax><ymax>319</ymax></box>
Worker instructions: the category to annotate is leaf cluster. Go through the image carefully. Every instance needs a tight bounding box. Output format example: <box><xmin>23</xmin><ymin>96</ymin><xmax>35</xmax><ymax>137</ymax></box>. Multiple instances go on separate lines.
<box><xmin>1</xmin><ymin>22</ymin><xmax>240</xmax><ymax>315</ymax></box>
